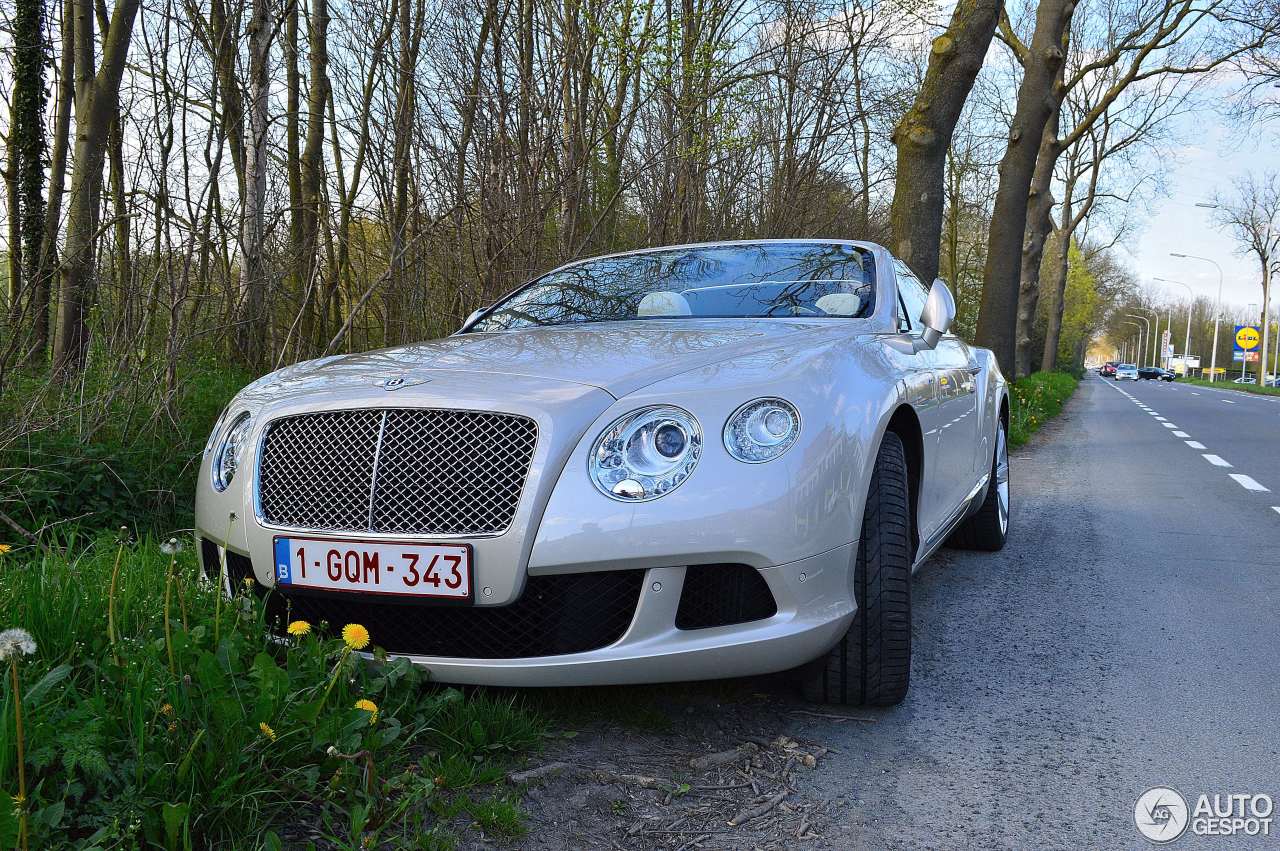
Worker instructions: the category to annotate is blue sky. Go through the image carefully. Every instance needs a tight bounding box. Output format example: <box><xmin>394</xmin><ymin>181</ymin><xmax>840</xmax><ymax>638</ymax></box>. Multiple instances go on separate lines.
<box><xmin>1123</xmin><ymin>104</ymin><xmax>1279</xmax><ymax>315</ymax></box>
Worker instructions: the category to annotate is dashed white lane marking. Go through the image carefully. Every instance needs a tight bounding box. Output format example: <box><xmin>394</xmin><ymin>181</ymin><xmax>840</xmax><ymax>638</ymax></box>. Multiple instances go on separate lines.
<box><xmin>1273</xmin><ymin>507</ymin><xmax>1280</xmax><ymax>516</ymax></box>
<box><xmin>1230</xmin><ymin>474</ymin><xmax>1269</xmax><ymax>492</ymax></box>
<box><xmin>1186</xmin><ymin>441</ymin><xmax>1206</xmax><ymax>449</ymax></box>
<box><xmin>1222</xmin><ymin>399</ymin><xmax>1236</xmax><ymax>404</ymax></box>
<box><xmin>1203</xmin><ymin>454</ymin><xmax>1233</xmax><ymax>467</ymax></box>
<box><xmin>1192</xmin><ymin>392</ymin><xmax>1201</xmax><ymax>395</ymax></box>
<box><xmin>1173</xmin><ymin>431</ymin><xmax>1190</xmax><ymax>438</ymax></box>
<box><xmin>1152</xmin><ymin>414</ymin><xmax>1166</xmax><ymax>419</ymax></box>
<box><xmin>1162</xmin><ymin>423</ymin><xmax>1177</xmax><ymax>428</ymax></box>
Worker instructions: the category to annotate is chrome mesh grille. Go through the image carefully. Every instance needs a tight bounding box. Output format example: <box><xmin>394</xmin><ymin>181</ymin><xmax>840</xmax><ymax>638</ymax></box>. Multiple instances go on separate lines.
<box><xmin>257</xmin><ymin>409</ymin><xmax>537</xmax><ymax>535</ymax></box>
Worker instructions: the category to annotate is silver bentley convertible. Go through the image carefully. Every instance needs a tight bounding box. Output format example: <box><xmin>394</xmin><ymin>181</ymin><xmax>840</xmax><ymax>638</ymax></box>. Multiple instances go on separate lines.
<box><xmin>196</xmin><ymin>240</ymin><xmax>1009</xmax><ymax>706</ymax></box>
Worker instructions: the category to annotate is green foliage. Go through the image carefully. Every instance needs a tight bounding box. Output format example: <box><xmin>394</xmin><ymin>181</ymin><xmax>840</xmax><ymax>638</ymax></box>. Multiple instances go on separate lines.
<box><xmin>0</xmin><ymin>533</ymin><xmax>542</xmax><ymax>847</ymax></box>
<box><xmin>1008</xmin><ymin>371</ymin><xmax>1078</xmax><ymax>447</ymax></box>
<box><xmin>1055</xmin><ymin>242</ymin><xmax>1101</xmax><ymax>373</ymax></box>
<box><xmin>2</xmin><ymin>353</ymin><xmax>251</xmax><ymax>534</ymax></box>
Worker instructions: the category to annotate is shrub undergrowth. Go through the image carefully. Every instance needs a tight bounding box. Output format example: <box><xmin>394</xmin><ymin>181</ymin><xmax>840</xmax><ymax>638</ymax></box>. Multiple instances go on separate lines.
<box><xmin>1</xmin><ymin>352</ymin><xmax>250</xmax><ymax>536</ymax></box>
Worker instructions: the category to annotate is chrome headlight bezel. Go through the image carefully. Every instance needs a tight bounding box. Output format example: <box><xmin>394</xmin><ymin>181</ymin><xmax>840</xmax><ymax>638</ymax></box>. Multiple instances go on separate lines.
<box><xmin>723</xmin><ymin>397</ymin><xmax>801</xmax><ymax>463</ymax></box>
<box><xmin>589</xmin><ymin>405</ymin><xmax>703</xmax><ymax>502</ymax></box>
<box><xmin>210</xmin><ymin>411</ymin><xmax>253</xmax><ymax>492</ymax></box>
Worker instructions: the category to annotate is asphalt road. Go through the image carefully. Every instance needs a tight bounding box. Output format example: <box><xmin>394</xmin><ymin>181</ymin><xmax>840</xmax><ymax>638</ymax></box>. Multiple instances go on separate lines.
<box><xmin>795</xmin><ymin>373</ymin><xmax>1280</xmax><ymax>849</ymax></box>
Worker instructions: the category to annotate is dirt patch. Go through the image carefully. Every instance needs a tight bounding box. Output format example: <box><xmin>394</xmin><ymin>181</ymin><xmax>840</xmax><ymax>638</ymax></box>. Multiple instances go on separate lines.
<box><xmin>495</xmin><ymin>681</ymin><xmax>875</xmax><ymax>850</ymax></box>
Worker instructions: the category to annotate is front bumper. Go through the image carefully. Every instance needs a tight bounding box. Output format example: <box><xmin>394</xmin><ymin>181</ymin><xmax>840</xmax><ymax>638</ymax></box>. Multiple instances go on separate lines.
<box><xmin>199</xmin><ymin>538</ymin><xmax>855</xmax><ymax>687</ymax></box>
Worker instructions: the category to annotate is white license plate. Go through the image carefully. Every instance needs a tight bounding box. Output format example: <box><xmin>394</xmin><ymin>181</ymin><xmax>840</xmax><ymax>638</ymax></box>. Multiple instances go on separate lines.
<box><xmin>273</xmin><ymin>536</ymin><xmax>472</xmax><ymax>600</ymax></box>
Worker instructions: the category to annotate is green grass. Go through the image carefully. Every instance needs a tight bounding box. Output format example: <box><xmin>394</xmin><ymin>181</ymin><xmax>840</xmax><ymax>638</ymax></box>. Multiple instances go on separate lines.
<box><xmin>1180</xmin><ymin>376</ymin><xmax>1280</xmax><ymax>396</ymax></box>
<box><xmin>0</xmin><ymin>532</ymin><xmax>542</xmax><ymax>848</ymax></box>
<box><xmin>1008</xmin><ymin>371</ymin><xmax>1079</xmax><ymax>447</ymax></box>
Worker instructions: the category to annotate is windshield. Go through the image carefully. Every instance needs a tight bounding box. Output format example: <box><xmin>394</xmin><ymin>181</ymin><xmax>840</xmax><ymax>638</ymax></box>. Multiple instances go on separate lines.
<box><xmin>470</xmin><ymin>242</ymin><xmax>876</xmax><ymax>331</ymax></box>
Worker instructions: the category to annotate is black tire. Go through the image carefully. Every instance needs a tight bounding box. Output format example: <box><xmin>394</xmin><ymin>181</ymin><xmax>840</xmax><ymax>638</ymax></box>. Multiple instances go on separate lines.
<box><xmin>947</xmin><ymin>418</ymin><xmax>1009</xmax><ymax>551</ymax></box>
<box><xmin>799</xmin><ymin>431</ymin><xmax>912</xmax><ymax>706</ymax></box>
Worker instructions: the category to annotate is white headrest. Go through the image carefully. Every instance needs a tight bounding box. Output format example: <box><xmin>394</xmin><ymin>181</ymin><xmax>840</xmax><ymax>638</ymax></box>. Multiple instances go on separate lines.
<box><xmin>815</xmin><ymin>293</ymin><xmax>862</xmax><ymax>317</ymax></box>
<box><xmin>637</xmin><ymin>291</ymin><xmax>693</xmax><ymax>317</ymax></box>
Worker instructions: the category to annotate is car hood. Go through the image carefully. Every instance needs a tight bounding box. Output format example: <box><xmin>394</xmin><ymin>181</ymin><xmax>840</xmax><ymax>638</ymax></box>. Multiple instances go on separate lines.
<box><xmin>255</xmin><ymin>319</ymin><xmax>861</xmax><ymax>400</ymax></box>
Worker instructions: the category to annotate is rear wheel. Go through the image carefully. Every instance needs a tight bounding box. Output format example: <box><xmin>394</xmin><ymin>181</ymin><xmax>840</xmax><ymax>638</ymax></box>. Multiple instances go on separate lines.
<box><xmin>947</xmin><ymin>419</ymin><xmax>1009</xmax><ymax>551</ymax></box>
<box><xmin>799</xmin><ymin>432</ymin><xmax>912</xmax><ymax>706</ymax></box>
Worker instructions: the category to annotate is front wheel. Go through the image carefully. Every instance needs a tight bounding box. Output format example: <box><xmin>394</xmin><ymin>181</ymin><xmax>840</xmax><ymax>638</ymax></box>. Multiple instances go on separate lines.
<box><xmin>798</xmin><ymin>431</ymin><xmax>912</xmax><ymax>706</ymax></box>
<box><xmin>947</xmin><ymin>419</ymin><xmax>1009</xmax><ymax>551</ymax></box>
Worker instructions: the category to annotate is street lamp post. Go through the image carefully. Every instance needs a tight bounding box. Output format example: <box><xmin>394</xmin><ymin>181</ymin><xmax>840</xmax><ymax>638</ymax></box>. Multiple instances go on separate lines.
<box><xmin>1154</xmin><ymin>277</ymin><xmax>1195</xmax><ymax>377</ymax></box>
<box><xmin>1170</xmin><ymin>252</ymin><xmax>1225</xmax><ymax>381</ymax></box>
<box><xmin>1126</xmin><ymin>316</ymin><xmax>1150</xmax><ymax>367</ymax></box>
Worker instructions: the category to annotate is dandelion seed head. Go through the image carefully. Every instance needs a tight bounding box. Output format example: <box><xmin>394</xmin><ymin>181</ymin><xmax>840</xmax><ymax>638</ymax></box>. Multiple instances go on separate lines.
<box><xmin>0</xmin><ymin>628</ymin><xmax>37</xmax><ymax>661</ymax></box>
<box><xmin>160</xmin><ymin>537</ymin><xmax>185</xmax><ymax>555</ymax></box>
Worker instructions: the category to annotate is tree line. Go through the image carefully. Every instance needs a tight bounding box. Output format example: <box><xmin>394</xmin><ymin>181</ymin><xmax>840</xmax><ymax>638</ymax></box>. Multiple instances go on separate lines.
<box><xmin>1</xmin><ymin>0</ymin><xmax>1277</xmax><ymax>410</ymax></box>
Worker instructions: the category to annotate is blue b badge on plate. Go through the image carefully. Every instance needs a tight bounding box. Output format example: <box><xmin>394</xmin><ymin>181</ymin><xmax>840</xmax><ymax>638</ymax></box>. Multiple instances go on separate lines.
<box><xmin>273</xmin><ymin>537</ymin><xmax>292</xmax><ymax>584</ymax></box>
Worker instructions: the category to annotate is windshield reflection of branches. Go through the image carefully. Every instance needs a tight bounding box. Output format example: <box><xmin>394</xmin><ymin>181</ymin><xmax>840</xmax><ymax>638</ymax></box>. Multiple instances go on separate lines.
<box><xmin>475</xmin><ymin>243</ymin><xmax>875</xmax><ymax>330</ymax></box>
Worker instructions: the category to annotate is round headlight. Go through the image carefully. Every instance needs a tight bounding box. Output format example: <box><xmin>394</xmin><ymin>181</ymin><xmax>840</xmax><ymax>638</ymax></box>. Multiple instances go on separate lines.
<box><xmin>724</xmin><ymin>398</ymin><xmax>800</xmax><ymax>463</ymax></box>
<box><xmin>589</xmin><ymin>406</ymin><xmax>702</xmax><ymax>501</ymax></box>
<box><xmin>211</xmin><ymin>412</ymin><xmax>253</xmax><ymax>492</ymax></box>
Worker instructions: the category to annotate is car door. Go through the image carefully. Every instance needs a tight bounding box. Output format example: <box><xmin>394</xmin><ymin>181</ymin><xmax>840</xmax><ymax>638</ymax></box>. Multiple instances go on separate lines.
<box><xmin>893</xmin><ymin>262</ymin><xmax>979</xmax><ymax>534</ymax></box>
<box><xmin>931</xmin><ymin>335</ymin><xmax>981</xmax><ymax>504</ymax></box>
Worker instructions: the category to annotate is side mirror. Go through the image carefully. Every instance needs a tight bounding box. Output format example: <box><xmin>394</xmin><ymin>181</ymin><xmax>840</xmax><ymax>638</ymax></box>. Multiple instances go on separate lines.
<box><xmin>919</xmin><ymin>278</ymin><xmax>956</xmax><ymax>350</ymax></box>
<box><xmin>459</xmin><ymin>307</ymin><xmax>486</xmax><ymax>333</ymax></box>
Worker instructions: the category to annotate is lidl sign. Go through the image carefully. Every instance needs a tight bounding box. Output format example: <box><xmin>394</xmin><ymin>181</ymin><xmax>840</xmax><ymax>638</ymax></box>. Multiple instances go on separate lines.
<box><xmin>1235</xmin><ymin>325</ymin><xmax>1262</xmax><ymax>351</ymax></box>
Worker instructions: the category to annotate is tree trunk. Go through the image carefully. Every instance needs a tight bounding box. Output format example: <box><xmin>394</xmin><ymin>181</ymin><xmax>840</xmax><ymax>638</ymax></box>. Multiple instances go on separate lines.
<box><xmin>387</xmin><ymin>0</ymin><xmax>416</xmax><ymax>343</ymax></box>
<box><xmin>1013</xmin><ymin>110</ymin><xmax>1060</xmax><ymax>377</ymax></box>
<box><xmin>284</xmin><ymin>0</ymin><xmax>302</xmax><ymax>285</ymax></box>
<box><xmin>297</xmin><ymin>0</ymin><xmax>330</xmax><ymax>354</ymax></box>
<box><xmin>887</xmin><ymin>0</ymin><xmax>1001</xmax><ymax>285</ymax></box>
<box><xmin>1040</xmin><ymin>223</ymin><xmax>1071</xmax><ymax>372</ymax></box>
<box><xmin>14</xmin><ymin>0</ymin><xmax>49</xmax><ymax>331</ymax></box>
<box><xmin>52</xmin><ymin>0</ymin><xmax>142</xmax><ymax>373</ymax></box>
<box><xmin>4</xmin><ymin>87</ymin><xmax>20</xmax><ymax>328</ymax></box>
<box><xmin>237</xmin><ymin>0</ymin><xmax>271</xmax><ymax>367</ymax></box>
<box><xmin>28</xmin><ymin>0</ymin><xmax>74</xmax><ymax>362</ymax></box>
<box><xmin>973</xmin><ymin>0</ymin><xmax>1074</xmax><ymax>376</ymax></box>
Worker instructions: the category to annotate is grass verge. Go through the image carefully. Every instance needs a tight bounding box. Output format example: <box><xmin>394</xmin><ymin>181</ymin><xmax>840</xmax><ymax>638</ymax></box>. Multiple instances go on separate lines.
<box><xmin>1008</xmin><ymin>371</ymin><xmax>1079</xmax><ymax>448</ymax></box>
<box><xmin>1179</xmin><ymin>376</ymin><xmax>1280</xmax><ymax>396</ymax></box>
<box><xmin>0</xmin><ymin>531</ymin><xmax>541</xmax><ymax>848</ymax></box>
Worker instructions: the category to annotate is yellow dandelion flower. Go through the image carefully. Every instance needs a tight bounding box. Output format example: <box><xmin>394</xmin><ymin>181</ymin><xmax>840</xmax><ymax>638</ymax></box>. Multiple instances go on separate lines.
<box><xmin>242</xmin><ymin>576</ymin><xmax>255</xmax><ymax>589</ymax></box>
<box><xmin>259</xmin><ymin>721</ymin><xmax>277</xmax><ymax>742</ymax></box>
<box><xmin>286</xmin><ymin>620</ymin><xmax>312</xmax><ymax>637</ymax></box>
<box><xmin>341</xmin><ymin>623</ymin><xmax>371</xmax><ymax>650</ymax></box>
<box><xmin>0</xmin><ymin>543</ymin><xmax>12</xmax><ymax>555</ymax></box>
<box><xmin>353</xmin><ymin>698</ymin><xmax>379</xmax><ymax>724</ymax></box>
<box><xmin>160</xmin><ymin>703</ymin><xmax>174</xmax><ymax>717</ymax></box>
<box><xmin>167</xmin><ymin>722</ymin><xmax>177</xmax><ymax>733</ymax></box>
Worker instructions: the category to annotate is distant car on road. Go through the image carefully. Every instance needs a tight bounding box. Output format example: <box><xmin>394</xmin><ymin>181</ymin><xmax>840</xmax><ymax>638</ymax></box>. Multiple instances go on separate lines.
<box><xmin>1114</xmin><ymin>364</ymin><xmax>1139</xmax><ymax>380</ymax></box>
<box><xmin>1234</xmin><ymin>376</ymin><xmax>1257</xmax><ymax>385</ymax></box>
<box><xmin>1138</xmin><ymin>367</ymin><xmax>1175</xmax><ymax>382</ymax></box>
<box><xmin>1099</xmin><ymin>362</ymin><xmax>1117</xmax><ymax>377</ymax></box>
